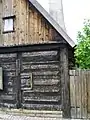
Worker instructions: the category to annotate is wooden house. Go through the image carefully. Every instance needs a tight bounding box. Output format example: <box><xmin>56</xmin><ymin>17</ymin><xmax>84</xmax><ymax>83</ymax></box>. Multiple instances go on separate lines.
<box><xmin>0</xmin><ymin>0</ymin><xmax>75</xmax><ymax>117</ymax></box>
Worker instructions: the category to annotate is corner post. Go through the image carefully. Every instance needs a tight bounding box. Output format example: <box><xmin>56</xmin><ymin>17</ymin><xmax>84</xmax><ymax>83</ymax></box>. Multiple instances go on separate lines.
<box><xmin>59</xmin><ymin>44</ymin><xmax>71</xmax><ymax>118</ymax></box>
<box><xmin>16</xmin><ymin>53</ymin><xmax>22</xmax><ymax>108</ymax></box>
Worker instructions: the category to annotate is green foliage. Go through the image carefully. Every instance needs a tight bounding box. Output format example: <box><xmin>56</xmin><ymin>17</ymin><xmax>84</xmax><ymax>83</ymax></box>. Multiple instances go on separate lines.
<box><xmin>75</xmin><ymin>19</ymin><xmax>90</xmax><ymax>69</ymax></box>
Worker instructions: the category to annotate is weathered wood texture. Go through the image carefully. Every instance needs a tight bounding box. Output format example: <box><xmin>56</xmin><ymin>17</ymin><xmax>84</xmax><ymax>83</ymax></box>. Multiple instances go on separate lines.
<box><xmin>0</xmin><ymin>53</ymin><xmax>17</xmax><ymax>108</ymax></box>
<box><xmin>60</xmin><ymin>45</ymin><xmax>70</xmax><ymax>118</ymax></box>
<box><xmin>0</xmin><ymin>49</ymin><xmax>61</xmax><ymax>111</ymax></box>
<box><xmin>0</xmin><ymin>0</ymin><xmax>63</xmax><ymax>46</ymax></box>
<box><xmin>21</xmin><ymin>50</ymin><xmax>61</xmax><ymax>110</ymax></box>
<box><xmin>68</xmin><ymin>47</ymin><xmax>75</xmax><ymax>69</ymax></box>
<box><xmin>0</xmin><ymin>0</ymin><xmax>3</xmax><ymax>45</ymax></box>
<box><xmin>70</xmin><ymin>70</ymin><xmax>90</xmax><ymax>119</ymax></box>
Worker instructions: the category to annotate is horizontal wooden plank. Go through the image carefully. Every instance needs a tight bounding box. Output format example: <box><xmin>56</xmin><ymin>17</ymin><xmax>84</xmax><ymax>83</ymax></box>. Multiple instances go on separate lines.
<box><xmin>22</xmin><ymin>55</ymin><xmax>58</xmax><ymax>62</ymax></box>
<box><xmin>22</xmin><ymin>51</ymin><xmax>58</xmax><ymax>57</ymax></box>
<box><xmin>0</xmin><ymin>54</ymin><xmax>17</xmax><ymax>62</ymax></box>
<box><xmin>20</xmin><ymin>71</ymin><xmax>60</xmax><ymax>79</ymax></box>
<box><xmin>0</xmin><ymin>54</ymin><xmax>17</xmax><ymax>58</ymax></box>
<box><xmin>33</xmin><ymin>79</ymin><xmax>60</xmax><ymax>85</ymax></box>
<box><xmin>0</xmin><ymin>95</ymin><xmax>16</xmax><ymax>101</ymax></box>
<box><xmin>23</xmin><ymin>91</ymin><xmax>60</xmax><ymax>96</ymax></box>
<box><xmin>21</xmin><ymin>61</ymin><xmax>59</xmax><ymax>72</ymax></box>
<box><xmin>20</xmin><ymin>73</ymin><xmax>31</xmax><ymax>79</ymax></box>
<box><xmin>1</xmin><ymin>62</ymin><xmax>16</xmax><ymax>71</ymax></box>
<box><xmin>31</xmin><ymin>64</ymin><xmax>59</xmax><ymax>69</ymax></box>
<box><xmin>0</xmin><ymin>43</ymin><xmax>60</xmax><ymax>54</ymax></box>
<box><xmin>22</xmin><ymin>103</ymin><xmax>61</xmax><ymax>110</ymax></box>
<box><xmin>23</xmin><ymin>92</ymin><xmax>60</xmax><ymax>99</ymax></box>
<box><xmin>33</xmin><ymin>75</ymin><xmax>60</xmax><ymax>79</ymax></box>
<box><xmin>21</xmin><ymin>85</ymin><xmax>60</xmax><ymax>92</ymax></box>
<box><xmin>21</xmin><ymin>63</ymin><xmax>59</xmax><ymax>71</ymax></box>
<box><xmin>0</xmin><ymin>103</ymin><xmax>17</xmax><ymax>108</ymax></box>
<box><xmin>22</xmin><ymin>93</ymin><xmax>61</xmax><ymax>102</ymax></box>
<box><xmin>21</xmin><ymin>61</ymin><xmax>59</xmax><ymax>65</ymax></box>
<box><xmin>21</xmin><ymin>68</ymin><xmax>59</xmax><ymax>73</ymax></box>
<box><xmin>0</xmin><ymin>58</ymin><xmax>16</xmax><ymax>62</ymax></box>
<box><xmin>23</xmin><ymin>98</ymin><xmax>60</xmax><ymax>102</ymax></box>
<box><xmin>33</xmin><ymin>71</ymin><xmax>59</xmax><ymax>76</ymax></box>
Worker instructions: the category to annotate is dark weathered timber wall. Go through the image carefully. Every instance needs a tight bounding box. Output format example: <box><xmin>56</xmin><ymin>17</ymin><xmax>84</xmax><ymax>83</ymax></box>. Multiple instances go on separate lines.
<box><xmin>0</xmin><ymin>49</ymin><xmax>61</xmax><ymax>110</ymax></box>
<box><xmin>0</xmin><ymin>53</ymin><xmax>17</xmax><ymax>108</ymax></box>
<box><xmin>60</xmin><ymin>45</ymin><xmax>70</xmax><ymax>118</ymax></box>
<box><xmin>21</xmin><ymin>51</ymin><xmax>61</xmax><ymax>110</ymax></box>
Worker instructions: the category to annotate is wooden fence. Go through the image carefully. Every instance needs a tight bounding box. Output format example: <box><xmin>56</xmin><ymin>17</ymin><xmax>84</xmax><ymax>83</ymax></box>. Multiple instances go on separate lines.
<box><xmin>70</xmin><ymin>70</ymin><xmax>90</xmax><ymax>119</ymax></box>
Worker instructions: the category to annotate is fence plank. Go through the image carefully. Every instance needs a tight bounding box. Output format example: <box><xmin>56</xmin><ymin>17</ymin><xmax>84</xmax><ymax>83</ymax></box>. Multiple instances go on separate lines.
<box><xmin>84</xmin><ymin>70</ymin><xmax>88</xmax><ymax>118</ymax></box>
<box><xmin>87</xmin><ymin>71</ymin><xmax>90</xmax><ymax>113</ymax></box>
<box><xmin>82</xmin><ymin>70</ymin><xmax>85</xmax><ymax>118</ymax></box>
<box><xmin>74</xmin><ymin>70</ymin><xmax>77</xmax><ymax>118</ymax></box>
<box><xmin>70</xmin><ymin>75</ymin><xmax>76</xmax><ymax>118</ymax></box>
<box><xmin>78</xmin><ymin>70</ymin><xmax>81</xmax><ymax>118</ymax></box>
<box><xmin>70</xmin><ymin>69</ymin><xmax>89</xmax><ymax>119</ymax></box>
<box><xmin>75</xmin><ymin>70</ymin><xmax>79</xmax><ymax>118</ymax></box>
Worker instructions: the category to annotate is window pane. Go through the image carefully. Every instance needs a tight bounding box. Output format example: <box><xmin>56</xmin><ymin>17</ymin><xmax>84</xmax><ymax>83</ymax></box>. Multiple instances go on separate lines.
<box><xmin>4</xmin><ymin>18</ymin><xmax>13</xmax><ymax>32</ymax></box>
<box><xmin>4</xmin><ymin>20</ymin><xmax>8</xmax><ymax>31</ymax></box>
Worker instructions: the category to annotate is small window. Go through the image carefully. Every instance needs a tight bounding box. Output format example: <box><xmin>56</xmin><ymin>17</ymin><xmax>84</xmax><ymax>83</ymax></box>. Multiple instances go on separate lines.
<box><xmin>21</xmin><ymin>73</ymin><xmax>33</xmax><ymax>90</ymax></box>
<box><xmin>3</xmin><ymin>16</ymin><xmax>15</xmax><ymax>33</ymax></box>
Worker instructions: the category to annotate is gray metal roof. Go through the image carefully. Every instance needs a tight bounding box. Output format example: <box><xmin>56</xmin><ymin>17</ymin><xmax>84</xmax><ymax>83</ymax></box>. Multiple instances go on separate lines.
<box><xmin>29</xmin><ymin>0</ymin><xmax>75</xmax><ymax>47</ymax></box>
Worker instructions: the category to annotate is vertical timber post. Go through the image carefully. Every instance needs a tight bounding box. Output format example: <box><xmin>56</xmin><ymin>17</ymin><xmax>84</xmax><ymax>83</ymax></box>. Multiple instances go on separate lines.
<box><xmin>60</xmin><ymin>44</ymin><xmax>71</xmax><ymax>118</ymax></box>
<box><xmin>16</xmin><ymin>53</ymin><xmax>21</xmax><ymax>108</ymax></box>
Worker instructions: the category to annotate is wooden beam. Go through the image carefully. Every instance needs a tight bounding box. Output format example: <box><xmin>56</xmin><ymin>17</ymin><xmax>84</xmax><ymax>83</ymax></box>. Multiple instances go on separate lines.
<box><xmin>16</xmin><ymin>54</ymin><xmax>22</xmax><ymax>108</ymax></box>
<box><xmin>0</xmin><ymin>43</ymin><xmax>63</xmax><ymax>53</ymax></box>
<box><xmin>59</xmin><ymin>44</ymin><xmax>71</xmax><ymax>118</ymax></box>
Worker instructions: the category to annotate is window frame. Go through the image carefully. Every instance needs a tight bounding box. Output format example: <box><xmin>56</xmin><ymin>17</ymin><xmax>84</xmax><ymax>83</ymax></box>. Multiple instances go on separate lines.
<box><xmin>3</xmin><ymin>15</ymin><xmax>15</xmax><ymax>34</ymax></box>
